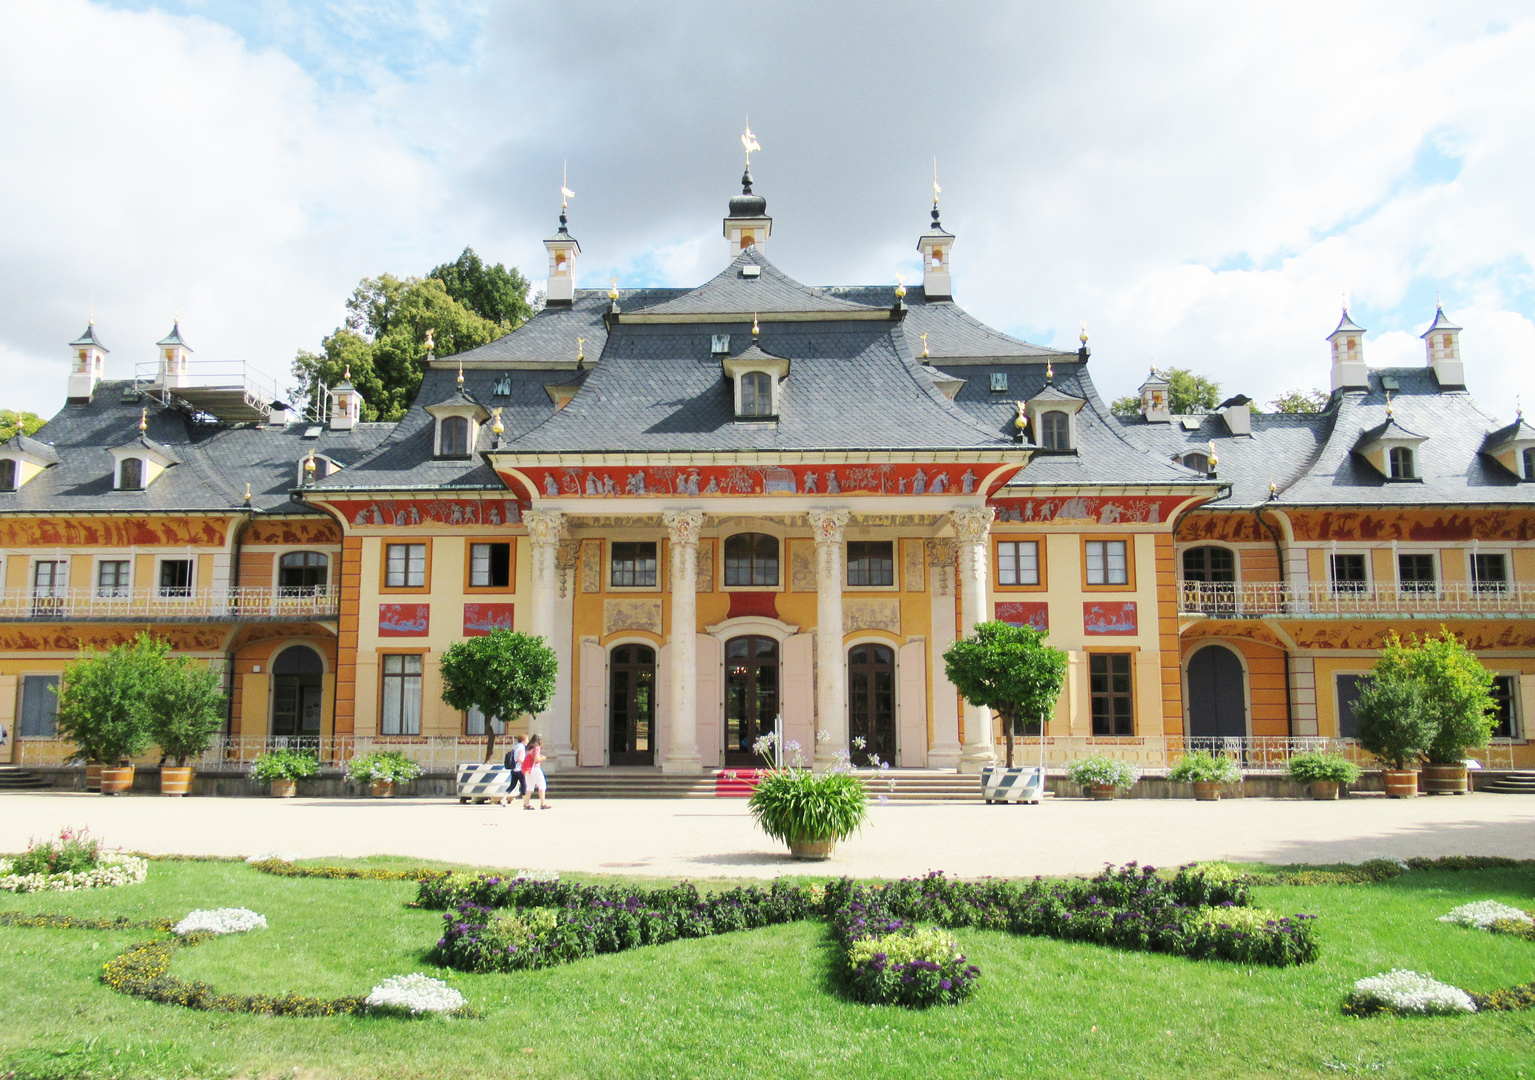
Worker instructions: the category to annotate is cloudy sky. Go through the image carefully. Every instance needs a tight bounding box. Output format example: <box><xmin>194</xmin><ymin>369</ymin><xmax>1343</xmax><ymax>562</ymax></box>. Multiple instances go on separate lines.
<box><xmin>2</xmin><ymin>0</ymin><xmax>1532</xmax><ymax>417</ymax></box>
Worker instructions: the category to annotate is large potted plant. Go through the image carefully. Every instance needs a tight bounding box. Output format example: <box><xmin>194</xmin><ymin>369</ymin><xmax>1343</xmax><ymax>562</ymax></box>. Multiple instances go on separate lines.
<box><xmin>250</xmin><ymin>749</ymin><xmax>320</xmax><ymax>797</ymax></box>
<box><xmin>148</xmin><ymin>652</ymin><xmax>226</xmax><ymax>796</ymax></box>
<box><xmin>1351</xmin><ymin>670</ymin><xmax>1433</xmax><ymax>798</ymax></box>
<box><xmin>943</xmin><ymin>620</ymin><xmax>1068</xmax><ymax>800</ymax></box>
<box><xmin>1067</xmin><ymin>754</ymin><xmax>1138</xmax><ymax>800</ymax></box>
<box><xmin>747</xmin><ymin>736</ymin><xmax>869</xmax><ymax>860</ymax></box>
<box><xmin>1374</xmin><ymin>631</ymin><xmax>1495</xmax><ymax>796</ymax></box>
<box><xmin>347</xmin><ymin>750</ymin><xmax>423</xmax><ymax>798</ymax></box>
<box><xmin>54</xmin><ymin>635</ymin><xmax>159</xmax><ymax>795</ymax></box>
<box><xmin>439</xmin><ymin>630</ymin><xmax>558</xmax><ymax>800</ymax></box>
<box><xmin>1285</xmin><ymin>751</ymin><xmax>1362</xmax><ymax>800</ymax></box>
<box><xmin>1169</xmin><ymin>750</ymin><xmax>1241</xmax><ymax>800</ymax></box>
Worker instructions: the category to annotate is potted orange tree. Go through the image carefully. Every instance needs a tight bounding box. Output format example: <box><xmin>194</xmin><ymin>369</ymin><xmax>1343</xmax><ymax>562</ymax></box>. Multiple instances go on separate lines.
<box><xmin>1374</xmin><ymin>631</ymin><xmax>1496</xmax><ymax>796</ymax></box>
<box><xmin>1352</xmin><ymin>670</ymin><xmax>1433</xmax><ymax>798</ymax></box>
<box><xmin>54</xmin><ymin>635</ymin><xmax>158</xmax><ymax>795</ymax></box>
<box><xmin>148</xmin><ymin>651</ymin><xmax>226</xmax><ymax>796</ymax></box>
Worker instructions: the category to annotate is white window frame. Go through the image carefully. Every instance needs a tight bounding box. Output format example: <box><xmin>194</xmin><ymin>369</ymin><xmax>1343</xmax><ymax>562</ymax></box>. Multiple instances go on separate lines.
<box><xmin>385</xmin><ymin>543</ymin><xmax>427</xmax><ymax>589</ymax></box>
<box><xmin>155</xmin><ymin>555</ymin><xmax>196</xmax><ymax>599</ymax></box>
<box><xmin>1469</xmin><ymin>549</ymin><xmax>1512</xmax><ymax>593</ymax></box>
<box><xmin>996</xmin><ymin>540</ymin><xmax>1040</xmax><ymax>586</ymax></box>
<box><xmin>1489</xmin><ymin>672</ymin><xmax>1522</xmax><ymax>740</ymax></box>
<box><xmin>1085</xmin><ymin>540</ymin><xmax>1128</xmax><ymax>586</ymax></box>
<box><xmin>1395</xmin><ymin>549</ymin><xmax>1438</xmax><ymax>595</ymax></box>
<box><xmin>608</xmin><ymin>540</ymin><xmax>661</xmax><ymax>592</ymax></box>
<box><xmin>1328</xmin><ymin>549</ymin><xmax>1372</xmax><ymax>593</ymax></box>
<box><xmin>94</xmin><ymin>556</ymin><xmax>133</xmax><ymax>598</ymax></box>
<box><xmin>844</xmin><ymin>539</ymin><xmax>898</xmax><ymax>591</ymax></box>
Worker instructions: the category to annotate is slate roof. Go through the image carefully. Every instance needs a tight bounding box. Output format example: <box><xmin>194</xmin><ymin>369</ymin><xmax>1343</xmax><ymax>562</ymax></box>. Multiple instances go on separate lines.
<box><xmin>156</xmin><ymin>323</ymin><xmax>191</xmax><ymax>349</ymax></box>
<box><xmin>69</xmin><ymin>324</ymin><xmax>107</xmax><ymax>349</ymax></box>
<box><xmin>0</xmin><ymin>433</ymin><xmax>60</xmax><ymax>464</ymax></box>
<box><xmin>827</xmin><ymin>286</ymin><xmax>1070</xmax><ymax>360</ymax></box>
<box><xmin>0</xmin><ymin>381</ymin><xmax>391</xmax><ymax>514</ymax></box>
<box><xmin>1120</xmin><ymin>409</ymin><xmax>1327</xmax><ymax>507</ymax></box>
<box><xmin>640</xmin><ymin>249</ymin><xmax>877</xmax><ymax>316</ymax></box>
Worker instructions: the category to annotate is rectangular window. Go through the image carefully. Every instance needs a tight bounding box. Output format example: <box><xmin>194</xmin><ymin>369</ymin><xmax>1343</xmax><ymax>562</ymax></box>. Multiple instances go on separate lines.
<box><xmin>469</xmin><ymin>543</ymin><xmax>511</xmax><ymax>588</ymax></box>
<box><xmin>380</xmin><ymin>654</ymin><xmax>423</xmax><ymax>735</ymax></box>
<box><xmin>18</xmin><ymin>674</ymin><xmax>60</xmax><ymax>737</ymax></box>
<box><xmin>1472</xmin><ymin>553</ymin><xmax>1508</xmax><ymax>593</ymax></box>
<box><xmin>1085</xmin><ymin>540</ymin><xmax>1128</xmax><ymax>586</ymax></box>
<box><xmin>1330</xmin><ymin>553</ymin><xmax>1367</xmax><ymax>594</ymax></box>
<box><xmin>996</xmin><ymin>540</ymin><xmax>1040</xmax><ymax>586</ymax></box>
<box><xmin>386</xmin><ymin>544</ymin><xmax>427</xmax><ymax>588</ymax></box>
<box><xmin>610</xmin><ymin>541</ymin><xmax>658</xmax><ymax>588</ymax></box>
<box><xmin>1490</xmin><ymin>675</ymin><xmax>1519</xmax><ymax>739</ymax></box>
<box><xmin>31</xmin><ymin>560</ymin><xmax>66</xmax><ymax>616</ymax></box>
<box><xmin>465</xmin><ymin>705</ymin><xmax>504</xmax><ymax>736</ymax></box>
<box><xmin>1089</xmin><ymin>653</ymin><xmax>1134</xmax><ymax>736</ymax></box>
<box><xmin>1336</xmin><ymin>674</ymin><xmax>1369</xmax><ymax>738</ymax></box>
<box><xmin>846</xmin><ymin>541</ymin><xmax>895</xmax><ymax>588</ymax></box>
<box><xmin>158</xmin><ymin>559</ymin><xmax>193</xmax><ymax>598</ymax></box>
<box><xmin>989</xmin><ymin>372</ymin><xmax>1008</xmax><ymax>392</ymax></box>
<box><xmin>96</xmin><ymin>560</ymin><xmax>130</xmax><ymax>598</ymax></box>
<box><xmin>1398</xmin><ymin>553</ymin><xmax>1436</xmax><ymax>593</ymax></box>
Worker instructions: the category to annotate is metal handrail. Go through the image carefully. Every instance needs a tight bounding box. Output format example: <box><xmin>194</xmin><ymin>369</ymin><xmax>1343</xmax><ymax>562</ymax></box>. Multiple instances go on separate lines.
<box><xmin>0</xmin><ymin>585</ymin><xmax>338</xmax><ymax>620</ymax></box>
<box><xmin>1179</xmin><ymin>579</ymin><xmax>1535</xmax><ymax>619</ymax></box>
<box><xmin>991</xmin><ymin>734</ymin><xmax>1518</xmax><ymax>772</ymax></box>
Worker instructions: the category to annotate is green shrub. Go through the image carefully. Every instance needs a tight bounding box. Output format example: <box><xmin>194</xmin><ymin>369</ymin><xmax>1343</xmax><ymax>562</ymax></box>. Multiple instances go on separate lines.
<box><xmin>1067</xmin><ymin>754</ymin><xmax>1138</xmax><ymax>790</ymax></box>
<box><xmin>1374</xmin><ymin>631</ymin><xmax>1497</xmax><ymax>765</ymax></box>
<box><xmin>1169</xmin><ymin>750</ymin><xmax>1240</xmax><ymax>784</ymax></box>
<box><xmin>9</xmin><ymin>827</ymin><xmax>101</xmax><ymax>876</ymax></box>
<box><xmin>55</xmin><ymin>634</ymin><xmax>164</xmax><ymax>765</ymax></box>
<box><xmin>747</xmin><ymin>768</ymin><xmax>868</xmax><ymax>845</ymax></box>
<box><xmin>1351</xmin><ymin>671</ymin><xmax>1434</xmax><ymax>770</ymax></box>
<box><xmin>346</xmin><ymin>751</ymin><xmax>423</xmax><ymax>784</ymax></box>
<box><xmin>149</xmin><ymin>655</ymin><xmax>227</xmax><ymax>766</ymax></box>
<box><xmin>249</xmin><ymin>750</ymin><xmax>320</xmax><ymax>783</ymax></box>
<box><xmin>1285</xmin><ymin>751</ymin><xmax>1362</xmax><ymax>785</ymax></box>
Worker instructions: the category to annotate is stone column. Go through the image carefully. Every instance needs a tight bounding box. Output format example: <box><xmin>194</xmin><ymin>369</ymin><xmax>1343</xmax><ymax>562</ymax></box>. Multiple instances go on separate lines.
<box><xmin>524</xmin><ymin>510</ymin><xmax>571</xmax><ymax>764</ymax></box>
<box><xmin>662</xmin><ymin>510</ymin><xmax>705</xmax><ymax>774</ymax></box>
<box><xmin>809</xmin><ymin>508</ymin><xmax>850</xmax><ymax>768</ymax></box>
<box><xmin>925</xmin><ymin>538</ymin><xmax>963</xmax><ymax>768</ymax></box>
<box><xmin>952</xmin><ymin>507</ymin><xmax>997</xmax><ymax>773</ymax></box>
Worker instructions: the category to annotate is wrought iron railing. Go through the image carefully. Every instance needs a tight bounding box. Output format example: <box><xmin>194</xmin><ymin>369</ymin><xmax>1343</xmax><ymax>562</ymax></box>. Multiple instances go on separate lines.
<box><xmin>1179</xmin><ymin>580</ymin><xmax>1535</xmax><ymax>620</ymax></box>
<box><xmin>0</xmin><ymin>586</ymin><xmax>338</xmax><ymax>621</ymax></box>
<box><xmin>990</xmin><ymin>734</ymin><xmax>1518</xmax><ymax>772</ymax></box>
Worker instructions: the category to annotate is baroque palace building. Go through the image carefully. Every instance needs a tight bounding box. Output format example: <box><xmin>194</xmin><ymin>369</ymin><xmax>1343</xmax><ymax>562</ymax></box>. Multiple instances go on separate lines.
<box><xmin>3</xmin><ymin>166</ymin><xmax>1534</xmax><ymax>774</ymax></box>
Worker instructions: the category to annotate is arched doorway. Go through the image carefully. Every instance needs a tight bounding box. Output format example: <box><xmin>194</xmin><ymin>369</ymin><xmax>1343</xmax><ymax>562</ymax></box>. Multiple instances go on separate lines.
<box><xmin>848</xmin><ymin>643</ymin><xmax>896</xmax><ymax>766</ymax></box>
<box><xmin>725</xmin><ymin>635</ymin><xmax>778</xmax><ymax>767</ymax></box>
<box><xmin>1186</xmin><ymin>644</ymin><xmax>1246</xmax><ymax>740</ymax></box>
<box><xmin>271</xmin><ymin>645</ymin><xmax>324</xmax><ymax>739</ymax></box>
<box><xmin>608</xmin><ymin>644</ymin><xmax>656</xmax><ymax>766</ymax></box>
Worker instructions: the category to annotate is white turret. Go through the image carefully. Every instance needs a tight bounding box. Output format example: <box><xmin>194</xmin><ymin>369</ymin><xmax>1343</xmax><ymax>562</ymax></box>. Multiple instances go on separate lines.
<box><xmin>155</xmin><ymin>321</ymin><xmax>192</xmax><ymax>389</ymax></box>
<box><xmin>544</xmin><ymin>180</ymin><xmax>580</xmax><ymax>306</ymax></box>
<box><xmin>1328</xmin><ymin>308</ymin><xmax>1369</xmax><ymax>392</ymax></box>
<box><xmin>330</xmin><ymin>368</ymin><xmax>360</xmax><ymax>431</ymax></box>
<box><xmin>1421</xmin><ymin>304</ymin><xmax>1464</xmax><ymax>389</ymax></box>
<box><xmin>67</xmin><ymin>320</ymin><xmax>108</xmax><ymax>403</ymax></box>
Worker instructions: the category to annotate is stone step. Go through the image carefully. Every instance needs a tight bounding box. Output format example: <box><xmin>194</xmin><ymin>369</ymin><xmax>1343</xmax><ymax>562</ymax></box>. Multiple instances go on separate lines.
<box><xmin>0</xmin><ymin>766</ymin><xmax>49</xmax><ymax>790</ymax></box>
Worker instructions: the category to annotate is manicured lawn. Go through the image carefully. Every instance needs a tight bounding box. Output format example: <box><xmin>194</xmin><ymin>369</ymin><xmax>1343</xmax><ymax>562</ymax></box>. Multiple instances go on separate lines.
<box><xmin>1</xmin><ymin>857</ymin><xmax>1532</xmax><ymax>1080</ymax></box>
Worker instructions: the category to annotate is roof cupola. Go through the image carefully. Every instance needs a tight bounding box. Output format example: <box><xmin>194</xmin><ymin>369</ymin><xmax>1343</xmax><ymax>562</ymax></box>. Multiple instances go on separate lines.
<box><xmin>723</xmin><ymin>126</ymin><xmax>771</xmax><ymax>255</ymax></box>
<box><xmin>67</xmin><ymin>318</ymin><xmax>108</xmax><ymax>403</ymax></box>
<box><xmin>1138</xmin><ymin>367</ymin><xmax>1171</xmax><ymax>423</ymax></box>
<box><xmin>1421</xmin><ymin>304</ymin><xmax>1464</xmax><ymax>389</ymax></box>
<box><xmin>544</xmin><ymin>165</ymin><xmax>581</xmax><ymax>306</ymax></box>
<box><xmin>917</xmin><ymin>163</ymin><xmax>954</xmax><ymax>299</ymax></box>
<box><xmin>330</xmin><ymin>366</ymin><xmax>360</xmax><ymax>431</ymax></box>
<box><xmin>155</xmin><ymin>320</ymin><xmax>191</xmax><ymax>389</ymax></box>
<box><xmin>1328</xmin><ymin>307</ymin><xmax>1369</xmax><ymax>392</ymax></box>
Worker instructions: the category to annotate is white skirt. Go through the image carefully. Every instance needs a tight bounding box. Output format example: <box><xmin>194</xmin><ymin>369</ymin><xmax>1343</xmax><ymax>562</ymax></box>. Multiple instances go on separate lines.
<box><xmin>526</xmin><ymin>766</ymin><xmax>548</xmax><ymax>793</ymax></box>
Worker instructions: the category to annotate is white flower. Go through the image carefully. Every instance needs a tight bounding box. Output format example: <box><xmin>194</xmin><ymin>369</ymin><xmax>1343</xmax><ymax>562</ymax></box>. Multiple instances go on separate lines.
<box><xmin>244</xmin><ymin>852</ymin><xmax>297</xmax><ymax>864</ymax></box>
<box><xmin>1437</xmin><ymin>900</ymin><xmax>1534</xmax><ymax>931</ymax></box>
<box><xmin>852</xmin><ymin>736</ymin><xmax>867</xmax><ymax>750</ymax></box>
<box><xmin>174</xmin><ymin>908</ymin><xmax>268</xmax><ymax>936</ymax></box>
<box><xmin>1350</xmin><ymin>970</ymin><xmax>1475</xmax><ymax>1015</ymax></box>
<box><xmin>513</xmin><ymin>869</ymin><xmax>558</xmax><ymax>882</ymax></box>
<box><xmin>366</xmin><ymin>973</ymin><xmax>465</xmax><ymax>1015</ymax></box>
<box><xmin>0</xmin><ymin>853</ymin><xmax>147</xmax><ymax>894</ymax></box>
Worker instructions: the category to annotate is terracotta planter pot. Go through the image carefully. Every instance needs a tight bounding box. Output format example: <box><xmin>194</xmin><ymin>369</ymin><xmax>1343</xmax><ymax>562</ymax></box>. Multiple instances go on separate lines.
<box><xmin>1421</xmin><ymin>763</ymin><xmax>1469</xmax><ymax>796</ymax></box>
<box><xmin>368</xmin><ymin>779</ymin><xmax>395</xmax><ymax>799</ymax></box>
<box><xmin>270</xmin><ymin>778</ymin><xmax>297</xmax><ymax>798</ymax></box>
<box><xmin>1090</xmin><ymin>784</ymin><xmax>1119</xmax><ymax>801</ymax></box>
<box><xmin>1192</xmin><ymin>781</ymin><xmax>1222</xmax><ymax>801</ymax></box>
<box><xmin>1382</xmin><ymin>769</ymin><xmax>1419</xmax><ymax>798</ymax></box>
<box><xmin>1309</xmin><ymin>780</ymin><xmax>1340</xmax><ymax>800</ymax></box>
<box><xmin>788</xmin><ymin>837</ymin><xmax>836</xmax><ymax>861</ymax></box>
<box><xmin>84</xmin><ymin>764</ymin><xmax>102</xmax><ymax>792</ymax></box>
<box><xmin>99</xmin><ymin>765</ymin><xmax>135</xmax><ymax>795</ymax></box>
<box><xmin>159</xmin><ymin>766</ymin><xmax>193</xmax><ymax>797</ymax></box>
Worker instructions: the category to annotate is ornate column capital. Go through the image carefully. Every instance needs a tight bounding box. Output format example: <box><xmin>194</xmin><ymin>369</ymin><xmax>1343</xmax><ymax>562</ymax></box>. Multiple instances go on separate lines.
<box><xmin>808</xmin><ymin>507</ymin><xmax>851</xmax><ymax>546</ymax></box>
<box><xmin>524</xmin><ymin>509</ymin><xmax>566</xmax><ymax>547</ymax></box>
<box><xmin>663</xmin><ymin>509</ymin><xmax>706</xmax><ymax>548</ymax></box>
<box><xmin>950</xmin><ymin>507</ymin><xmax>995</xmax><ymax>546</ymax></box>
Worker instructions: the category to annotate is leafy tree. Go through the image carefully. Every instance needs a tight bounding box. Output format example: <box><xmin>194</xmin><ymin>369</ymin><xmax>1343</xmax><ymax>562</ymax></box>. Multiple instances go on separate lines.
<box><xmin>943</xmin><ymin>621</ymin><xmax>1068</xmax><ymax>767</ymax></box>
<box><xmin>54</xmin><ymin>633</ymin><xmax>165</xmax><ymax>765</ymax></box>
<box><xmin>430</xmin><ymin>248</ymin><xmax>534</xmax><ymax>327</ymax></box>
<box><xmin>291</xmin><ymin>248</ymin><xmax>532</xmax><ymax>422</ymax></box>
<box><xmin>1373</xmin><ymin>630</ymin><xmax>1496</xmax><ymax>765</ymax></box>
<box><xmin>1269</xmin><ymin>388</ymin><xmax>1329</xmax><ymax>413</ymax></box>
<box><xmin>439</xmin><ymin>631</ymin><xmax>559</xmax><ymax>762</ymax></box>
<box><xmin>148</xmin><ymin>654</ymin><xmax>227</xmax><ymax>766</ymax></box>
<box><xmin>0</xmin><ymin>409</ymin><xmax>45</xmax><ymax>436</ymax></box>
<box><xmin>1351</xmin><ymin>670</ymin><xmax>1434</xmax><ymax>771</ymax></box>
<box><xmin>1110</xmin><ymin>368</ymin><xmax>1223</xmax><ymax>415</ymax></box>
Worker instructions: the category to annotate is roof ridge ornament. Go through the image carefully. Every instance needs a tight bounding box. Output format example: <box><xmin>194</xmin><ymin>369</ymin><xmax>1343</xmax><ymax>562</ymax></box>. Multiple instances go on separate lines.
<box><xmin>457</xmin><ymin>358</ymin><xmax>464</xmax><ymax>388</ymax></box>
<box><xmin>931</xmin><ymin>156</ymin><xmax>942</xmax><ymax>230</ymax></box>
<box><xmin>1046</xmin><ymin>359</ymin><xmax>1054</xmax><ymax>383</ymax></box>
<box><xmin>752</xmin><ymin>312</ymin><xmax>760</xmax><ymax>339</ymax></box>
<box><xmin>138</xmin><ymin>407</ymin><xmax>147</xmax><ymax>434</ymax></box>
<box><xmin>919</xmin><ymin>331</ymin><xmax>929</xmax><ymax>359</ymax></box>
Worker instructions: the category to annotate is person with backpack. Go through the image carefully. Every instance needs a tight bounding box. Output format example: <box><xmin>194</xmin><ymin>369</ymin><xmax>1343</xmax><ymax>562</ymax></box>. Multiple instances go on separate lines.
<box><xmin>522</xmin><ymin>733</ymin><xmax>550</xmax><ymax>810</ymax></box>
<box><xmin>499</xmin><ymin>734</ymin><xmax>527</xmax><ymax>807</ymax></box>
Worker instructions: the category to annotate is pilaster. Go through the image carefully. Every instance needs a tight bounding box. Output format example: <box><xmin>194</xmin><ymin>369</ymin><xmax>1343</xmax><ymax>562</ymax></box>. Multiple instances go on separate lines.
<box><xmin>809</xmin><ymin>508</ymin><xmax>850</xmax><ymax>767</ymax></box>
<box><xmin>952</xmin><ymin>507</ymin><xmax>996</xmax><ymax>772</ymax></box>
<box><xmin>524</xmin><ymin>510</ymin><xmax>574</xmax><ymax>766</ymax></box>
<box><xmin>662</xmin><ymin>509</ymin><xmax>705</xmax><ymax>774</ymax></box>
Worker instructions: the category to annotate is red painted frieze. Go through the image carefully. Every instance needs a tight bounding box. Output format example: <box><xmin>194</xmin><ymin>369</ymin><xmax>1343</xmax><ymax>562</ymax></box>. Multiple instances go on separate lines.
<box><xmin>505</xmin><ymin>462</ymin><xmax>1020</xmax><ymax>500</ymax></box>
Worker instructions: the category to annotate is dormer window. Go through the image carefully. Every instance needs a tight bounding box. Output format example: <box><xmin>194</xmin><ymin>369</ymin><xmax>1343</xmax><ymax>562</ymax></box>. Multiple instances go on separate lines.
<box><xmin>1389</xmin><ymin>446</ymin><xmax>1415</xmax><ymax>479</ymax></box>
<box><xmin>440</xmin><ymin>416</ymin><xmax>472</xmax><ymax>457</ymax></box>
<box><xmin>119</xmin><ymin>457</ymin><xmax>144</xmax><ymax>490</ymax></box>
<box><xmin>1182</xmin><ymin>452</ymin><xmax>1211</xmax><ymax>474</ymax></box>
<box><xmin>425</xmin><ymin>384</ymin><xmax>490</xmax><ymax>459</ymax></box>
<box><xmin>1524</xmin><ymin>448</ymin><xmax>1535</xmax><ymax>480</ymax></box>
<box><xmin>1023</xmin><ymin>385</ymin><xmax>1086</xmax><ymax>452</ymax></box>
<box><xmin>1040</xmin><ymin>411</ymin><xmax>1070</xmax><ymax>451</ymax></box>
<box><xmin>740</xmin><ymin>373</ymin><xmax>772</xmax><ymax>417</ymax></box>
<box><xmin>0</xmin><ymin>459</ymin><xmax>14</xmax><ymax>492</ymax></box>
<box><xmin>723</xmin><ymin>343</ymin><xmax>790</xmax><ymax>422</ymax></box>
<box><xmin>1354</xmin><ymin>414</ymin><xmax>1426</xmax><ymax>482</ymax></box>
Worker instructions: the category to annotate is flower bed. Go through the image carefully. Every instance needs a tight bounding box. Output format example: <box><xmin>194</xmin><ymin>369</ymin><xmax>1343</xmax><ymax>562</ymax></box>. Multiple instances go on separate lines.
<box><xmin>1437</xmin><ymin>901</ymin><xmax>1534</xmax><ymax>931</ymax></box>
<box><xmin>0</xmin><ymin>852</ymin><xmax>147</xmax><ymax>894</ymax></box>
<box><xmin>1345</xmin><ymin>970</ymin><xmax>1476</xmax><ymax>1016</ymax></box>
<box><xmin>174</xmin><ymin>908</ymin><xmax>268</xmax><ymax>936</ymax></box>
<box><xmin>365</xmin><ymin>973</ymin><xmax>466</xmax><ymax>1016</ymax></box>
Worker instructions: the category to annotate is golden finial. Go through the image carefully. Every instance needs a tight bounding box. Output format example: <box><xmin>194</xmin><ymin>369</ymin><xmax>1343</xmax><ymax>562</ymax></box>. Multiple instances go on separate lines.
<box><xmin>1014</xmin><ymin>401</ymin><xmax>1027</xmax><ymax>430</ymax></box>
<box><xmin>932</xmin><ymin>156</ymin><xmax>941</xmax><ymax>206</ymax></box>
<box><xmin>138</xmin><ymin>407</ymin><xmax>147</xmax><ymax>433</ymax></box>
<box><xmin>919</xmin><ymin>331</ymin><xmax>929</xmax><ymax>359</ymax></box>
<box><xmin>1208</xmin><ymin>443</ymin><xmax>1220</xmax><ymax>469</ymax></box>
<box><xmin>342</xmin><ymin>364</ymin><xmax>351</xmax><ymax>382</ymax></box>
<box><xmin>1518</xmin><ymin>395</ymin><xmax>1523</xmax><ymax>420</ymax></box>
<box><xmin>560</xmin><ymin>161</ymin><xmax>574</xmax><ymax>209</ymax></box>
<box><xmin>304</xmin><ymin>448</ymin><xmax>316</xmax><ymax>474</ymax></box>
<box><xmin>424</xmin><ymin>329</ymin><xmax>435</xmax><ymax>353</ymax></box>
<box><xmin>894</xmin><ymin>273</ymin><xmax>906</xmax><ymax>300</ymax></box>
<box><xmin>1269</xmin><ymin>479</ymin><xmax>1277</xmax><ymax>499</ymax></box>
<box><xmin>741</xmin><ymin>121</ymin><xmax>761</xmax><ymax>167</ymax></box>
<box><xmin>752</xmin><ymin>313</ymin><xmax>760</xmax><ymax>338</ymax></box>
<box><xmin>576</xmin><ymin>336</ymin><xmax>585</xmax><ymax>362</ymax></box>
<box><xmin>608</xmin><ymin>278</ymin><xmax>619</xmax><ymax>301</ymax></box>
<box><xmin>1046</xmin><ymin>359</ymin><xmax>1054</xmax><ymax>382</ymax></box>
<box><xmin>457</xmin><ymin>358</ymin><xmax>464</xmax><ymax>388</ymax></box>
<box><xmin>1079</xmin><ymin>321</ymin><xmax>1089</xmax><ymax>345</ymax></box>
<box><xmin>1385</xmin><ymin>390</ymin><xmax>1393</xmax><ymax>417</ymax></box>
<box><xmin>243</xmin><ymin>482</ymin><xmax>252</xmax><ymax>503</ymax></box>
<box><xmin>491</xmin><ymin>407</ymin><xmax>505</xmax><ymax>436</ymax></box>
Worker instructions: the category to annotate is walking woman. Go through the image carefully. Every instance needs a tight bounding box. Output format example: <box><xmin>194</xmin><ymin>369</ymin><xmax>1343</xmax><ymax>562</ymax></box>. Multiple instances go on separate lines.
<box><xmin>522</xmin><ymin>734</ymin><xmax>551</xmax><ymax>810</ymax></box>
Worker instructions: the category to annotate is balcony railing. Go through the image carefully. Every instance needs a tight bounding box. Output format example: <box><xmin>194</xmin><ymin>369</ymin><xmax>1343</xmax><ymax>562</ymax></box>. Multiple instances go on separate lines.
<box><xmin>0</xmin><ymin>585</ymin><xmax>338</xmax><ymax>621</ymax></box>
<box><xmin>1179</xmin><ymin>580</ymin><xmax>1535</xmax><ymax>620</ymax></box>
<box><xmin>992</xmin><ymin>734</ymin><xmax>1518</xmax><ymax>772</ymax></box>
<box><xmin>14</xmin><ymin>735</ymin><xmax>498</xmax><ymax>770</ymax></box>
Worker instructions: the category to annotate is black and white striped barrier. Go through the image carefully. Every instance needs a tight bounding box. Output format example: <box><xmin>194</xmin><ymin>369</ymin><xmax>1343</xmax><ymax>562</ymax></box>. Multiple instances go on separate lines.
<box><xmin>981</xmin><ymin>765</ymin><xmax>1045</xmax><ymax>804</ymax></box>
<box><xmin>456</xmin><ymin>762</ymin><xmax>513</xmax><ymax>803</ymax></box>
